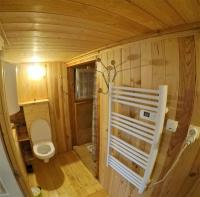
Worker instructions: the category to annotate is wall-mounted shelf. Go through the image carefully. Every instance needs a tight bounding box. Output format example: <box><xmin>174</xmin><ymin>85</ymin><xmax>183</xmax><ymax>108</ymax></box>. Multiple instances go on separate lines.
<box><xmin>10</xmin><ymin>107</ymin><xmax>34</xmax><ymax>173</ymax></box>
<box><xmin>17</xmin><ymin>126</ymin><xmax>30</xmax><ymax>142</ymax></box>
<box><xmin>18</xmin><ymin>99</ymin><xmax>49</xmax><ymax>106</ymax></box>
<box><xmin>24</xmin><ymin>151</ymin><xmax>34</xmax><ymax>163</ymax></box>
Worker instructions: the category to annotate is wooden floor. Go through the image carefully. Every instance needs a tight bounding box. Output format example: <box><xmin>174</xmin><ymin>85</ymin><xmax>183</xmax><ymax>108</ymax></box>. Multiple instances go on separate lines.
<box><xmin>28</xmin><ymin>151</ymin><xmax>108</xmax><ymax>197</ymax></box>
<box><xmin>73</xmin><ymin>143</ymin><xmax>96</xmax><ymax>177</ymax></box>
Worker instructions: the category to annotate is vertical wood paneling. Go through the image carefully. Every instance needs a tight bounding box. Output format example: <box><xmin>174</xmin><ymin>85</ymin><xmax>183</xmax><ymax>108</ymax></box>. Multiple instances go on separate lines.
<box><xmin>67</xmin><ymin>67</ymin><xmax>76</xmax><ymax>145</ymax></box>
<box><xmin>130</xmin><ymin>42</ymin><xmax>141</xmax><ymax>88</ymax></box>
<box><xmin>62</xmin><ymin>65</ymin><xmax>72</xmax><ymax>150</ymax></box>
<box><xmin>16</xmin><ymin>62</ymin><xmax>72</xmax><ymax>153</ymax></box>
<box><xmin>98</xmin><ymin>51</ymin><xmax>110</xmax><ymax>190</ymax></box>
<box><xmin>191</xmin><ymin>35</ymin><xmax>200</xmax><ymax>125</ymax></box>
<box><xmin>151</xmin><ymin>40</ymin><xmax>166</xmax><ymax>88</ymax></box>
<box><xmin>47</xmin><ymin>62</ymin><xmax>72</xmax><ymax>153</ymax></box>
<box><xmin>150</xmin><ymin>38</ymin><xmax>179</xmax><ymax>197</ymax></box>
<box><xmin>16</xmin><ymin>64</ymin><xmax>48</xmax><ymax>103</ymax></box>
<box><xmin>98</xmin><ymin>33</ymin><xmax>199</xmax><ymax>197</ymax></box>
<box><xmin>141</xmin><ymin>41</ymin><xmax>152</xmax><ymax>89</ymax></box>
<box><xmin>187</xmin><ymin>179</ymin><xmax>200</xmax><ymax>197</ymax></box>
<box><xmin>175</xmin><ymin>34</ymin><xmax>200</xmax><ymax>197</ymax></box>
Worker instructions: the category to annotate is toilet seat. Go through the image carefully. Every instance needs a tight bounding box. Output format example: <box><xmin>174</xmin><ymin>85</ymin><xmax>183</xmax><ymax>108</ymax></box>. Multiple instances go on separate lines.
<box><xmin>33</xmin><ymin>141</ymin><xmax>55</xmax><ymax>160</ymax></box>
<box><xmin>30</xmin><ymin>119</ymin><xmax>55</xmax><ymax>162</ymax></box>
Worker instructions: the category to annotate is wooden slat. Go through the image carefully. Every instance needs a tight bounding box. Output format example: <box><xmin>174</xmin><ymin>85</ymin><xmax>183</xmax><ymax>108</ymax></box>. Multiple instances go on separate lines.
<box><xmin>3</xmin><ymin>23</ymin><xmax>124</xmax><ymax>41</ymax></box>
<box><xmin>6</xmin><ymin>31</ymin><xmax>113</xmax><ymax>43</ymax></box>
<box><xmin>70</xmin><ymin>0</ymin><xmax>165</xmax><ymax>30</ymax></box>
<box><xmin>16</xmin><ymin>64</ymin><xmax>48</xmax><ymax>103</ymax></box>
<box><xmin>156</xmin><ymin>36</ymin><xmax>196</xmax><ymax>197</ymax></box>
<box><xmin>0</xmin><ymin>0</ymin><xmax>150</xmax><ymax>33</ymax></box>
<box><xmin>4</xmin><ymin>47</ymin><xmax>83</xmax><ymax>63</ymax></box>
<box><xmin>0</xmin><ymin>12</ymin><xmax>132</xmax><ymax>37</ymax></box>
<box><xmin>47</xmin><ymin>62</ymin><xmax>72</xmax><ymax>153</ymax></box>
<box><xmin>133</xmin><ymin>0</ymin><xmax>186</xmax><ymax>26</ymax></box>
<box><xmin>167</xmin><ymin>0</ymin><xmax>200</xmax><ymax>23</ymax></box>
<box><xmin>0</xmin><ymin>1</ymin><xmax>200</xmax><ymax>63</ymax></box>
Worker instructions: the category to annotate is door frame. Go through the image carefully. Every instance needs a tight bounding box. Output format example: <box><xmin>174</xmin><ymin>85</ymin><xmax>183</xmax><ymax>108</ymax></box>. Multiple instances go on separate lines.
<box><xmin>67</xmin><ymin>60</ymin><xmax>100</xmax><ymax>178</ymax></box>
<box><xmin>0</xmin><ymin>58</ymin><xmax>31</xmax><ymax>196</ymax></box>
<box><xmin>0</xmin><ymin>130</ymin><xmax>23</xmax><ymax>197</ymax></box>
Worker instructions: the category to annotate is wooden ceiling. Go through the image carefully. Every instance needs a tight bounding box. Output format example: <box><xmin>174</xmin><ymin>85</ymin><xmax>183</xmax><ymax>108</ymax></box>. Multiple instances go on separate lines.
<box><xmin>0</xmin><ymin>0</ymin><xmax>200</xmax><ymax>62</ymax></box>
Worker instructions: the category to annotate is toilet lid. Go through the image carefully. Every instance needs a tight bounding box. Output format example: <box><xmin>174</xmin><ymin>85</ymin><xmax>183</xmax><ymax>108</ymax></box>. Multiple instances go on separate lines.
<box><xmin>30</xmin><ymin>119</ymin><xmax>52</xmax><ymax>144</ymax></box>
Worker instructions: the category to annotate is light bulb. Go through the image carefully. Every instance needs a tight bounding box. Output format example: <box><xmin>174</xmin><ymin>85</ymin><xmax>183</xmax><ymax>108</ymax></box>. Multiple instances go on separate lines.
<box><xmin>28</xmin><ymin>64</ymin><xmax>46</xmax><ymax>80</ymax></box>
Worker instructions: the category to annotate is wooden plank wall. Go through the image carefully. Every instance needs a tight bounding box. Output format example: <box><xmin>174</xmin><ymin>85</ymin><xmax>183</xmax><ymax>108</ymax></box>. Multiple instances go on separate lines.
<box><xmin>16</xmin><ymin>64</ymin><xmax>48</xmax><ymax>103</ymax></box>
<box><xmin>16</xmin><ymin>62</ymin><xmax>72</xmax><ymax>153</ymax></box>
<box><xmin>0</xmin><ymin>56</ymin><xmax>31</xmax><ymax>196</ymax></box>
<box><xmin>46</xmin><ymin>62</ymin><xmax>72</xmax><ymax>152</ymax></box>
<box><xmin>23</xmin><ymin>102</ymin><xmax>51</xmax><ymax>141</ymax></box>
<box><xmin>98</xmin><ymin>32</ymin><xmax>200</xmax><ymax>197</ymax></box>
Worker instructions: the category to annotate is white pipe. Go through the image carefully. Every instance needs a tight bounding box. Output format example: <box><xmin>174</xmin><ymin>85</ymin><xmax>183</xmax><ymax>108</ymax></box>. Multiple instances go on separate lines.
<box><xmin>112</xmin><ymin>86</ymin><xmax>159</xmax><ymax>94</ymax></box>
<box><xmin>112</xmin><ymin>98</ymin><xmax>158</xmax><ymax>112</ymax></box>
<box><xmin>111</xmin><ymin>135</ymin><xmax>149</xmax><ymax>160</ymax></box>
<box><xmin>112</xmin><ymin>112</ymin><xmax>156</xmax><ymax>129</ymax></box>
<box><xmin>112</xmin><ymin>90</ymin><xmax>159</xmax><ymax>100</ymax></box>
<box><xmin>109</xmin><ymin>161</ymin><xmax>142</xmax><ymax>188</ymax></box>
<box><xmin>111</xmin><ymin>120</ymin><xmax>154</xmax><ymax>140</ymax></box>
<box><xmin>112</xmin><ymin>95</ymin><xmax>159</xmax><ymax>106</ymax></box>
<box><xmin>110</xmin><ymin>143</ymin><xmax>147</xmax><ymax>169</ymax></box>
<box><xmin>112</xmin><ymin>115</ymin><xmax>155</xmax><ymax>135</ymax></box>
<box><xmin>109</xmin><ymin>155</ymin><xmax>143</xmax><ymax>181</ymax></box>
<box><xmin>111</xmin><ymin>123</ymin><xmax>153</xmax><ymax>144</ymax></box>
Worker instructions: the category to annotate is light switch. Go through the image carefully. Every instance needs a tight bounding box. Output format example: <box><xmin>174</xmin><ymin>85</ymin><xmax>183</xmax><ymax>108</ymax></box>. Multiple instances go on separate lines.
<box><xmin>166</xmin><ymin>119</ymin><xmax>178</xmax><ymax>132</ymax></box>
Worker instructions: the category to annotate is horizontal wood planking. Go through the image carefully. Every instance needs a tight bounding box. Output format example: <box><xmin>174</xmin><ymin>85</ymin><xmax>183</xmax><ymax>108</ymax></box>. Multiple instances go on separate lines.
<box><xmin>0</xmin><ymin>12</ymin><xmax>132</xmax><ymax>37</ymax></box>
<box><xmin>4</xmin><ymin>50</ymin><xmax>81</xmax><ymax>63</ymax></box>
<box><xmin>2</xmin><ymin>23</ymin><xmax>124</xmax><ymax>41</ymax></box>
<box><xmin>167</xmin><ymin>0</ymin><xmax>200</xmax><ymax>23</ymax></box>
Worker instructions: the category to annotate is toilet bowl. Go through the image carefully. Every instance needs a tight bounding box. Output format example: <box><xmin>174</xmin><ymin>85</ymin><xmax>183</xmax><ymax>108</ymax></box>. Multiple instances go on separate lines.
<box><xmin>30</xmin><ymin>119</ymin><xmax>55</xmax><ymax>163</ymax></box>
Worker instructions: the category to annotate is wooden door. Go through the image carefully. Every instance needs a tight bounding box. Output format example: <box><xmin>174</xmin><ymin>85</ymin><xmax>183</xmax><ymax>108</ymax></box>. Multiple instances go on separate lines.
<box><xmin>67</xmin><ymin>61</ymin><xmax>95</xmax><ymax>146</ymax></box>
<box><xmin>75</xmin><ymin>99</ymin><xmax>93</xmax><ymax>145</ymax></box>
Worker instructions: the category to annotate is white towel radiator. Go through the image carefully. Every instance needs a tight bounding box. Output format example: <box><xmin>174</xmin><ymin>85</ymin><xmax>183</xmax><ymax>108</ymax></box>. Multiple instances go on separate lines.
<box><xmin>107</xmin><ymin>83</ymin><xmax>168</xmax><ymax>193</ymax></box>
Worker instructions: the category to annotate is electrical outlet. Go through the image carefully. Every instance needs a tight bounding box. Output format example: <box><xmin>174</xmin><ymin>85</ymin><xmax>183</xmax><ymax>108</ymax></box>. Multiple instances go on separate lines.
<box><xmin>166</xmin><ymin>119</ymin><xmax>178</xmax><ymax>132</ymax></box>
<box><xmin>186</xmin><ymin>125</ymin><xmax>200</xmax><ymax>144</ymax></box>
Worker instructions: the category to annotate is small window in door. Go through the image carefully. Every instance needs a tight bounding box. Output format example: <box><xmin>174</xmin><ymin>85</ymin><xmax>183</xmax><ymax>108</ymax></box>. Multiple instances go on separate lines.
<box><xmin>75</xmin><ymin>68</ymin><xmax>95</xmax><ymax>100</ymax></box>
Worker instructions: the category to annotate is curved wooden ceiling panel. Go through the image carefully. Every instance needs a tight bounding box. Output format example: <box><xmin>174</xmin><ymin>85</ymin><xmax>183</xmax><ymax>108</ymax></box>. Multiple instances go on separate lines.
<box><xmin>0</xmin><ymin>12</ymin><xmax>134</xmax><ymax>36</ymax></box>
<box><xmin>0</xmin><ymin>0</ymin><xmax>150</xmax><ymax>33</ymax></box>
<box><xmin>0</xmin><ymin>0</ymin><xmax>199</xmax><ymax>62</ymax></box>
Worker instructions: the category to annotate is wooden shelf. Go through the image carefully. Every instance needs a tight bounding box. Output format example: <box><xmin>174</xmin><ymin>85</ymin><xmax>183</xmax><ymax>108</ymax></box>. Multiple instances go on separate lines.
<box><xmin>18</xmin><ymin>99</ymin><xmax>49</xmax><ymax>106</ymax></box>
<box><xmin>17</xmin><ymin>126</ymin><xmax>30</xmax><ymax>142</ymax></box>
<box><xmin>18</xmin><ymin>132</ymin><xmax>29</xmax><ymax>142</ymax></box>
<box><xmin>24</xmin><ymin>151</ymin><xmax>34</xmax><ymax>163</ymax></box>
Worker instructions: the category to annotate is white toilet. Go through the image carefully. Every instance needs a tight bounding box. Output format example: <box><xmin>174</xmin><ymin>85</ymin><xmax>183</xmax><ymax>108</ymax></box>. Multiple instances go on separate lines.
<box><xmin>30</xmin><ymin>119</ymin><xmax>55</xmax><ymax>163</ymax></box>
